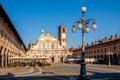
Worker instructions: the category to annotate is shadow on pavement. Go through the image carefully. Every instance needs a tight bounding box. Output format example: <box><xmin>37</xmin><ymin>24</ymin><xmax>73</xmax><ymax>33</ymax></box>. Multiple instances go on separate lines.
<box><xmin>0</xmin><ymin>72</ymin><xmax>120</xmax><ymax>80</ymax></box>
<box><xmin>0</xmin><ymin>72</ymin><xmax>15</xmax><ymax>80</ymax></box>
<box><xmin>89</xmin><ymin>72</ymin><xmax>120</xmax><ymax>80</ymax></box>
<box><xmin>0</xmin><ymin>75</ymin><xmax>78</xmax><ymax>80</ymax></box>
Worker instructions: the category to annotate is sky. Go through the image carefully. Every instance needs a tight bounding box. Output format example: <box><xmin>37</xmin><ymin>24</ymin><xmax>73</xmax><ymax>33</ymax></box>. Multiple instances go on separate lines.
<box><xmin>1</xmin><ymin>0</ymin><xmax>120</xmax><ymax>49</ymax></box>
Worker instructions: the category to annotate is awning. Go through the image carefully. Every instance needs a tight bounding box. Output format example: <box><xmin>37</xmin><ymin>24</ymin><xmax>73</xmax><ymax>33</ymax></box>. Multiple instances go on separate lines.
<box><xmin>9</xmin><ymin>56</ymin><xmax>50</xmax><ymax>60</ymax></box>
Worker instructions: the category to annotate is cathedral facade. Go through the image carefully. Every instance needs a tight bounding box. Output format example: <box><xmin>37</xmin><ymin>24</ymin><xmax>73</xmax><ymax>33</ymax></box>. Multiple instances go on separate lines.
<box><xmin>26</xmin><ymin>25</ymin><xmax>68</xmax><ymax>63</ymax></box>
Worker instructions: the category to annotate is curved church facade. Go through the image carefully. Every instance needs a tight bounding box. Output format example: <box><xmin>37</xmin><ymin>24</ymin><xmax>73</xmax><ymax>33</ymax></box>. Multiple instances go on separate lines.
<box><xmin>26</xmin><ymin>25</ymin><xmax>69</xmax><ymax>63</ymax></box>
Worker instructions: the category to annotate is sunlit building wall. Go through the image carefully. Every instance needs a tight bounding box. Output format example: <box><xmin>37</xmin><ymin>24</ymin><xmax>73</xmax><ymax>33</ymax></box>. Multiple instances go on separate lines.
<box><xmin>72</xmin><ymin>34</ymin><xmax>120</xmax><ymax>65</ymax></box>
<box><xmin>0</xmin><ymin>4</ymin><xmax>26</xmax><ymax>67</ymax></box>
<box><xmin>26</xmin><ymin>25</ymin><xmax>68</xmax><ymax>63</ymax></box>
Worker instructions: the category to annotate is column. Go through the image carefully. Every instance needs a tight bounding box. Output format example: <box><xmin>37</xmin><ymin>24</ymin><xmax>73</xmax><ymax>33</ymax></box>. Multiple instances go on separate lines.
<box><xmin>12</xmin><ymin>52</ymin><xmax>14</xmax><ymax>64</ymax></box>
<box><xmin>5</xmin><ymin>50</ymin><xmax>8</xmax><ymax>67</ymax></box>
<box><xmin>8</xmin><ymin>51</ymin><xmax>11</xmax><ymax>64</ymax></box>
<box><xmin>11</xmin><ymin>52</ymin><xmax>13</xmax><ymax>64</ymax></box>
<box><xmin>1</xmin><ymin>48</ymin><xmax>4</xmax><ymax>68</ymax></box>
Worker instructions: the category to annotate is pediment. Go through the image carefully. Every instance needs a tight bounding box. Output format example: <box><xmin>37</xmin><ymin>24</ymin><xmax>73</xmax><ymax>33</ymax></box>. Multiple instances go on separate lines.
<box><xmin>39</xmin><ymin>34</ymin><xmax>57</xmax><ymax>41</ymax></box>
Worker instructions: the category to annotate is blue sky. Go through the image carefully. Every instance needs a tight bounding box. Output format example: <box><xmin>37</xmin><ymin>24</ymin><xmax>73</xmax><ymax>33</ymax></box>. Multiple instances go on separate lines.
<box><xmin>1</xmin><ymin>0</ymin><xmax>120</xmax><ymax>49</ymax></box>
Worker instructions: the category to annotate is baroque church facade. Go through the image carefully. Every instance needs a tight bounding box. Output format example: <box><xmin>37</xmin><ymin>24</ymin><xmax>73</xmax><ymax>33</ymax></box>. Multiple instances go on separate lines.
<box><xmin>26</xmin><ymin>25</ymin><xmax>69</xmax><ymax>63</ymax></box>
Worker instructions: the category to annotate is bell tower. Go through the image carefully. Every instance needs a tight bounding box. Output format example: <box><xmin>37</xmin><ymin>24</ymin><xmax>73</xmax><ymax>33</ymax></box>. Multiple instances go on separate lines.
<box><xmin>58</xmin><ymin>25</ymin><xmax>67</xmax><ymax>48</ymax></box>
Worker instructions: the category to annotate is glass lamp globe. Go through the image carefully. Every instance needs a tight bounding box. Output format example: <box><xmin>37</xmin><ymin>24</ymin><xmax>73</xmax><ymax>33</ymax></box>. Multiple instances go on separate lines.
<box><xmin>85</xmin><ymin>27</ymin><xmax>90</xmax><ymax>33</ymax></box>
<box><xmin>81</xmin><ymin>6</ymin><xmax>87</xmax><ymax>13</ymax></box>
<box><xmin>92</xmin><ymin>23</ymin><xmax>97</xmax><ymax>30</ymax></box>
<box><xmin>77</xmin><ymin>23</ymin><xmax>83</xmax><ymax>30</ymax></box>
<box><xmin>72</xmin><ymin>27</ymin><xmax>76</xmax><ymax>33</ymax></box>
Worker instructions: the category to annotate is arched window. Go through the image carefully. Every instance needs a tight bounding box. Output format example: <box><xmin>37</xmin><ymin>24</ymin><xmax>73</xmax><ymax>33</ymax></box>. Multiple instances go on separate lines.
<box><xmin>1</xmin><ymin>30</ymin><xmax>4</xmax><ymax>36</ymax></box>
<box><xmin>101</xmin><ymin>49</ymin><xmax>103</xmax><ymax>52</ymax></box>
<box><xmin>51</xmin><ymin>43</ymin><xmax>54</xmax><ymax>49</ymax></box>
<box><xmin>42</xmin><ymin>43</ymin><xmax>45</xmax><ymax>49</ymax></box>
<box><xmin>0</xmin><ymin>46</ymin><xmax>3</xmax><ymax>54</ymax></box>
<box><xmin>63</xmin><ymin>28</ymin><xmax>65</xmax><ymax>32</ymax></box>
<box><xmin>114</xmin><ymin>46</ymin><xmax>116</xmax><ymax>51</ymax></box>
<box><xmin>97</xmin><ymin>49</ymin><xmax>99</xmax><ymax>53</ymax></box>
<box><xmin>105</xmin><ymin>48</ymin><xmax>106</xmax><ymax>53</ymax></box>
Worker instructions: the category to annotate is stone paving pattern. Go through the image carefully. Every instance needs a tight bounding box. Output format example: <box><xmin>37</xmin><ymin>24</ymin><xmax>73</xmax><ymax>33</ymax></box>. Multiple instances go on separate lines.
<box><xmin>0</xmin><ymin>63</ymin><xmax>120</xmax><ymax>80</ymax></box>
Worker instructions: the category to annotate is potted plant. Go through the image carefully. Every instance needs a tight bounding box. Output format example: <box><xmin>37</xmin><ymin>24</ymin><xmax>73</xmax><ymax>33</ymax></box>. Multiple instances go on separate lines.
<box><xmin>35</xmin><ymin>63</ymin><xmax>39</xmax><ymax>68</ymax></box>
<box><xmin>16</xmin><ymin>63</ymin><xmax>20</xmax><ymax>68</ymax></box>
<box><xmin>44</xmin><ymin>63</ymin><xmax>51</xmax><ymax>68</ymax></box>
<box><xmin>25</xmin><ymin>63</ymin><xmax>30</xmax><ymax>68</ymax></box>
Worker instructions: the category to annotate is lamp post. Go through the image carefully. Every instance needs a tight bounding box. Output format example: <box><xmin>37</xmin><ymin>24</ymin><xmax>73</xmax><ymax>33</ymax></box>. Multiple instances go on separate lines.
<box><xmin>72</xmin><ymin>6</ymin><xmax>97</xmax><ymax>80</ymax></box>
<box><xmin>106</xmin><ymin>48</ymin><xmax>113</xmax><ymax>66</ymax></box>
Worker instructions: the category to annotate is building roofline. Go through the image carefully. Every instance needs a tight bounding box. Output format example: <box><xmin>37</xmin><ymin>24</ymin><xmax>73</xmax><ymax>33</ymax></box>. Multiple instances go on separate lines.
<box><xmin>0</xmin><ymin>4</ymin><xmax>27</xmax><ymax>51</ymax></box>
<box><xmin>72</xmin><ymin>35</ymin><xmax>120</xmax><ymax>51</ymax></box>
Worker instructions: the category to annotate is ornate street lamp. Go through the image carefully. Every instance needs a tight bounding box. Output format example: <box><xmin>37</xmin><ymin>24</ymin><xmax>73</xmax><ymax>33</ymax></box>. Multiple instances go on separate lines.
<box><xmin>72</xmin><ymin>6</ymin><xmax>97</xmax><ymax>80</ymax></box>
<box><xmin>106</xmin><ymin>48</ymin><xmax>113</xmax><ymax>66</ymax></box>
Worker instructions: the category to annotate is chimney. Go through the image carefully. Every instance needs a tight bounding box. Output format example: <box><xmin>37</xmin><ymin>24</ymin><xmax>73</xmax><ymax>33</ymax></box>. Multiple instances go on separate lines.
<box><xmin>115</xmin><ymin>34</ymin><xmax>118</xmax><ymax>38</ymax></box>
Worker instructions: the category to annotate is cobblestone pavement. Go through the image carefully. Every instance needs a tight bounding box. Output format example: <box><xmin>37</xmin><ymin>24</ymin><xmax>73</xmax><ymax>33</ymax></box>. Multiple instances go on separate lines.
<box><xmin>0</xmin><ymin>63</ymin><xmax>120</xmax><ymax>80</ymax></box>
